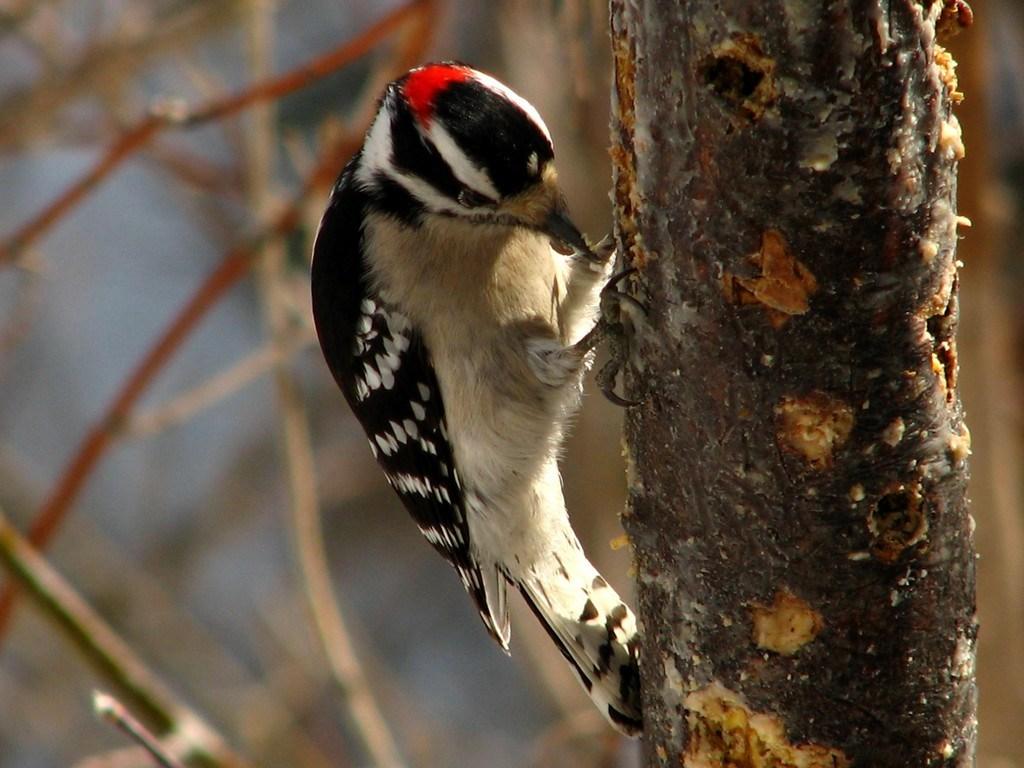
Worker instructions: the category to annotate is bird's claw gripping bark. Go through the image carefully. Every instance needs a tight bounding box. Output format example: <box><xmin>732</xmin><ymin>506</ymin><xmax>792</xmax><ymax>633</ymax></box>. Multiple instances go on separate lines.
<box><xmin>573</xmin><ymin>265</ymin><xmax>649</xmax><ymax>408</ymax></box>
<box><xmin>598</xmin><ymin>267</ymin><xmax>648</xmax><ymax>407</ymax></box>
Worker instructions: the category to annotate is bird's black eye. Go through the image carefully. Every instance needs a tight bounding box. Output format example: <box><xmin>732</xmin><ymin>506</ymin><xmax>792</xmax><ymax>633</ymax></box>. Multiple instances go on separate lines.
<box><xmin>458</xmin><ymin>188</ymin><xmax>494</xmax><ymax>208</ymax></box>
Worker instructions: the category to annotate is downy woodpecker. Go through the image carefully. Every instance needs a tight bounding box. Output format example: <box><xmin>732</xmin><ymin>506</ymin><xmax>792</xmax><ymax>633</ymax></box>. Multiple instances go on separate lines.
<box><xmin>311</xmin><ymin>62</ymin><xmax>641</xmax><ymax>734</ymax></box>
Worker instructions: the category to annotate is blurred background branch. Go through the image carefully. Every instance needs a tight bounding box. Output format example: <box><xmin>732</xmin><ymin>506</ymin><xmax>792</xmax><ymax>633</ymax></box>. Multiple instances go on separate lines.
<box><xmin>0</xmin><ymin>507</ymin><xmax>249</xmax><ymax>767</ymax></box>
<box><xmin>92</xmin><ymin>690</ymin><xmax>188</xmax><ymax>768</ymax></box>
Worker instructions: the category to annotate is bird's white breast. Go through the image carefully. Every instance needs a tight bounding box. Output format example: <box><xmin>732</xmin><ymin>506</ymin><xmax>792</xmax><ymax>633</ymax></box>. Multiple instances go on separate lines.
<box><xmin>363</xmin><ymin>214</ymin><xmax>576</xmax><ymax>509</ymax></box>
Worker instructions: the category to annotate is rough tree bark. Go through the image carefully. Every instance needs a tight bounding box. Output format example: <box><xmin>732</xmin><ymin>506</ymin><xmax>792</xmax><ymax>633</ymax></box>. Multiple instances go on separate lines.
<box><xmin>609</xmin><ymin>1</ymin><xmax>976</xmax><ymax>766</ymax></box>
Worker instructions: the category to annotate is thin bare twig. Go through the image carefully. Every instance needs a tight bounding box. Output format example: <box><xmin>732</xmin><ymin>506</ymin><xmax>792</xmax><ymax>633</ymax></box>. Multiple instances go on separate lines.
<box><xmin>0</xmin><ymin>0</ymin><xmax>431</xmax><ymax>266</ymax></box>
<box><xmin>142</xmin><ymin>142</ymin><xmax>245</xmax><ymax>199</ymax></box>
<box><xmin>244</xmin><ymin>4</ymin><xmax>421</xmax><ymax>764</ymax></box>
<box><xmin>92</xmin><ymin>691</ymin><xmax>186</xmax><ymax>768</ymax></box>
<box><xmin>0</xmin><ymin>266</ymin><xmax>43</xmax><ymax>364</ymax></box>
<box><xmin>265</xmin><ymin>243</ymin><xmax>409</xmax><ymax>768</ymax></box>
<box><xmin>126</xmin><ymin>329</ymin><xmax>315</xmax><ymax>439</ymax></box>
<box><xmin>0</xmin><ymin>508</ymin><xmax>251</xmax><ymax>768</ymax></box>
<box><xmin>68</xmin><ymin>513</ymin><xmax>339</xmax><ymax>768</ymax></box>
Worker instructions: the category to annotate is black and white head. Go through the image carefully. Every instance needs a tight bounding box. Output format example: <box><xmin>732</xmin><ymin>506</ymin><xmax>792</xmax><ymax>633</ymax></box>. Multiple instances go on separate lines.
<box><xmin>354</xmin><ymin>62</ymin><xmax>590</xmax><ymax>253</ymax></box>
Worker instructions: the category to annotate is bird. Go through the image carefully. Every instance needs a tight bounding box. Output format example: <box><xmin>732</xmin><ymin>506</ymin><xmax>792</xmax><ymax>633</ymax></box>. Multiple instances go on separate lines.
<box><xmin>310</xmin><ymin>61</ymin><xmax>641</xmax><ymax>735</ymax></box>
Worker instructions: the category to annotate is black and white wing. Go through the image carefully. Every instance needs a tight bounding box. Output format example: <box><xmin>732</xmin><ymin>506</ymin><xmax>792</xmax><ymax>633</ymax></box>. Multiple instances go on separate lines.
<box><xmin>310</xmin><ymin>169</ymin><xmax>509</xmax><ymax>647</ymax></box>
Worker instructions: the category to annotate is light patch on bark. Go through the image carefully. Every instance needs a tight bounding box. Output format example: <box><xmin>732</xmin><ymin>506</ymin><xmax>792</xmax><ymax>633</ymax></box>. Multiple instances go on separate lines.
<box><xmin>799</xmin><ymin>128</ymin><xmax>840</xmax><ymax>172</ymax></box>
<box><xmin>882</xmin><ymin>417</ymin><xmax>906</xmax><ymax>447</ymax></box>
<box><xmin>751</xmin><ymin>589</ymin><xmax>824</xmax><ymax>656</ymax></box>
<box><xmin>948</xmin><ymin>424</ymin><xmax>971</xmax><ymax>463</ymax></box>
<box><xmin>932</xmin><ymin>352</ymin><xmax>950</xmax><ymax>400</ymax></box>
<box><xmin>724</xmin><ymin>230</ymin><xmax>818</xmax><ymax>327</ymax></box>
<box><xmin>919</xmin><ymin>237</ymin><xmax>939</xmax><ymax>263</ymax></box>
<box><xmin>938</xmin><ymin>115</ymin><xmax>965</xmax><ymax>160</ymax></box>
<box><xmin>922</xmin><ymin>257</ymin><xmax>957</xmax><ymax>319</ymax></box>
<box><xmin>775</xmin><ymin>392</ymin><xmax>854</xmax><ymax>468</ymax></box>
<box><xmin>934</xmin><ymin>45</ymin><xmax>964</xmax><ymax>103</ymax></box>
<box><xmin>683</xmin><ymin>682</ymin><xmax>850</xmax><ymax>768</ymax></box>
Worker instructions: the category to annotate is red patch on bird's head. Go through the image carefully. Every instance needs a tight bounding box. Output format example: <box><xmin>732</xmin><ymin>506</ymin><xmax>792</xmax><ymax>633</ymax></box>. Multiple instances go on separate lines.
<box><xmin>403</xmin><ymin>64</ymin><xmax>472</xmax><ymax>125</ymax></box>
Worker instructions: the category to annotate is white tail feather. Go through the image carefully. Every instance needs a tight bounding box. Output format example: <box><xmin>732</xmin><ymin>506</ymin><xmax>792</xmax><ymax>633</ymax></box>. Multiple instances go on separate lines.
<box><xmin>516</xmin><ymin>559</ymin><xmax>641</xmax><ymax>735</ymax></box>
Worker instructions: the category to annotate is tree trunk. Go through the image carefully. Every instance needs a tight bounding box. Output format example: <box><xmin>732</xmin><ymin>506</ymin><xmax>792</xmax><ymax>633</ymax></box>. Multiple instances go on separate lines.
<box><xmin>609</xmin><ymin>1</ymin><xmax>977</xmax><ymax>766</ymax></box>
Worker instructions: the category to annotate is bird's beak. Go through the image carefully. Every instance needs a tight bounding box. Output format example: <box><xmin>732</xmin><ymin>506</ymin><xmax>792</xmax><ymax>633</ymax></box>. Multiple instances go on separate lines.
<box><xmin>543</xmin><ymin>205</ymin><xmax>595</xmax><ymax>260</ymax></box>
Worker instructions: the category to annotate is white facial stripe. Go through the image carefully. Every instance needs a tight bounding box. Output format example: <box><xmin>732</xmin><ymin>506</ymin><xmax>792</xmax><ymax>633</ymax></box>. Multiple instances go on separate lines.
<box><xmin>390</xmin><ymin>170</ymin><xmax>465</xmax><ymax>215</ymax></box>
<box><xmin>355</xmin><ymin>106</ymin><xmax>463</xmax><ymax>214</ymax></box>
<box><xmin>428</xmin><ymin>121</ymin><xmax>500</xmax><ymax>201</ymax></box>
<box><xmin>356</xmin><ymin>103</ymin><xmax>394</xmax><ymax>187</ymax></box>
<box><xmin>470</xmin><ymin>70</ymin><xmax>552</xmax><ymax>146</ymax></box>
